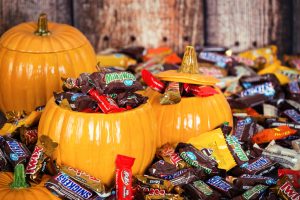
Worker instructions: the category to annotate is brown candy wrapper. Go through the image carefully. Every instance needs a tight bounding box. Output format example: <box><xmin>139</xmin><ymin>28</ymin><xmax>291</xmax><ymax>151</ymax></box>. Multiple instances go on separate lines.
<box><xmin>60</xmin><ymin>165</ymin><xmax>106</xmax><ymax>194</ymax></box>
<box><xmin>116</xmin><ymin>92</ymin><xmax>148</xmax><ymax>108</ymax></box>
<box><xmin>177</xmin><ymin>143</ymin><xmax>219</xmax><ymax>175</ymax></box>
<box><xmin>25</xmin><ymin>135</ymin><xmax>58</xmax><ymax>183</ymax></box>
<box><xmin>156</xmin><ymin>143</ymin><xmax>188</xmax><ymax>169</ymax></box>
<box><xmin>232</xmin><ymin>184</ymin><xmax>268</xmax><ymax>200</ymax></box>
<box><xmin>144</xmin><ymin>194</ymin><xmax>183</xmax><ymax>200</ymax></box>
<box><xmin>206</xmin><ymin>175</ymin><xmax>243</xmax><ymax>198</ymax></box>
<box><xmin>182</xmin><ymin>180</ymin><xmax>221</xmax><ymax>200</ymax></box>
<box><xmin>89</xmin><ymin>71</ymin><xmax>143</xmax><ymax>94</ymax></box>
<box><xmin>3</xmin><ymin>136</ymin><xmax>31</xmax><ymax>167</ymax></box>
<box><xmin>148</xmin><ymin>160</ymin><xmax>179</xmax><ymax>179</ymax></box>
<box><xmin>135</xmin><ymin>175</ymin><xmax>174</xmax><ymax>193</ymax></box>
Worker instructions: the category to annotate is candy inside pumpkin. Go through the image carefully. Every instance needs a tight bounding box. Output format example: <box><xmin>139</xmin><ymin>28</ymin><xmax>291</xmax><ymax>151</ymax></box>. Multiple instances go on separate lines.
<box><xmin>145</xmin><ymin>46</ymin><xmax>233</xmax><ymax>146</ymax></box>
<box><xmin>38</xmin><ymin>97</ymin><xmax>158</xmax><ymax>186</ymax></box>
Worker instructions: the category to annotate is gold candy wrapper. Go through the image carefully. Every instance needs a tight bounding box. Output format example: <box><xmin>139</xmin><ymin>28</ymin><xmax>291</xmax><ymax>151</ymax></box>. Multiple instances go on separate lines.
<box><xmin>0</xmin><ymin>110</ymin><xmax>42</xmax><ymax>135</ymax></box>
<box><xmin>5</xmin><ymin>111</ymin><xmax>26</xmax><ymax>123</ymax></box>
<box><xmin>160</xmin><ymin>82</ymin><xmax>181</xmax><ymax>105</ymax></box>
<box><xmin>135</xmin><ymin>175</ymin><xmax>174</xmax><ymax>193</ymax></box>
<box><xmin>60</xmin><ymin>165</ymin><xmax>106</xmax><ymax>194</ymax></box>
<box><xmin>145</xmin><ymin>194</ymin><xmax>184</xmax><ymax>200</ymax></box>
<box><xmin>26</xmin><ymin>135</ymin><xmax>58</xmax><ymax>183</ymax></box>
<box><xmin>238</xmin><ymin>45</ymin><xmax>280</xmax><ymax>67</ymax></box>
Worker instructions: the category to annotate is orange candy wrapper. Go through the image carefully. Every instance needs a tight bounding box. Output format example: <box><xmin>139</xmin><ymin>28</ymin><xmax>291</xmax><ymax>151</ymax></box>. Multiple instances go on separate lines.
<box><xmin>252</xmin><ymin>125</ymin><xmax>297</xmax><ymax>144</ymax></box>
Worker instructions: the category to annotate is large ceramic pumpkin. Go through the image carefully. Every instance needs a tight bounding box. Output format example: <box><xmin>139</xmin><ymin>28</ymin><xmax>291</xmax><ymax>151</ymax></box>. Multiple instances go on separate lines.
<box><xmin>0</xmin><ymin>13</ymin><xmax>96</xmax><ymax>113</ymax></box>
<box><xmin>38</xmin><ymin>97</ymin><xmax>158</xmax><ymax>186</ymax></box>
<box><xmin>145</xmin><ymin>46</ymin><xmax>233</xmax><ymax>146</ymax></box>
<box><xmin>0</xmin><ymin>164</ymin><xmax>58</xmax><ymax>200</ymax></box>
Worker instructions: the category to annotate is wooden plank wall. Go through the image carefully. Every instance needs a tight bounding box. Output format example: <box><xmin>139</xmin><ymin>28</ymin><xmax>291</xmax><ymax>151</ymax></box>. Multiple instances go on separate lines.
<box><xmin>0</xmin><ymin>0</ymin><xmax>297</xmax><ymax>55</ymax></box>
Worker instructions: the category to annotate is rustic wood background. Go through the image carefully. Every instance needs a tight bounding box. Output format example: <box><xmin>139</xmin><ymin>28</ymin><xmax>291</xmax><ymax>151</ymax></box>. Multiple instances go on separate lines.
<box><xmin>0</xmin><ymin>0</ymin><xmax>297</xmax><ymax>55</ymax></box>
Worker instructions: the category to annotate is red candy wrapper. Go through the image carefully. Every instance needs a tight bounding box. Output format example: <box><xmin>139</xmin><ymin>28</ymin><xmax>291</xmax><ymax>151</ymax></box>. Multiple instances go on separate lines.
<box><xmin>278</xmin><ymin>169</ymin><xmax>300</xmax><ymax>188</ymax></box>
<box><xmin>116</xmin><ymin>155</ymin><xmax>135</xmax><ymax>200</ymax></box>
<box><xmin>88</xmin><ymin>88</ymin><xmax>126</xmax><ymax>113</ymax></box>
<box><xmin>141</xmin><ymin>69</ymin><xmax>165</xmax><ymax>93</ymax></box>
<box><xmin>183</xmin><ymin>84</ymin><xmax>219</xmax><ymax>97</ymax></box>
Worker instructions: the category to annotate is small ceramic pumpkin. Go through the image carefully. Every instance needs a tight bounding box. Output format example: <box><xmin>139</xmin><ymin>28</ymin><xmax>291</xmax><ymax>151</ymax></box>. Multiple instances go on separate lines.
<box><xmin>0</xmin><ymin>13</ymin><xmax>97</xmax><ymax>113</ymax></box>
<box><xmin>146</xmin><ymin>46</ymin><xmax>233</xmax><ymax>146</ymax></box>
<box><xmin>38</xmin><ymin>97</ymin><xmax>158</xmax><ymax>186</ymax></box>
<box><xmin>0</xmin><ymin>164</ymin><xmax>58</xmax><ymax>200</ymax></box>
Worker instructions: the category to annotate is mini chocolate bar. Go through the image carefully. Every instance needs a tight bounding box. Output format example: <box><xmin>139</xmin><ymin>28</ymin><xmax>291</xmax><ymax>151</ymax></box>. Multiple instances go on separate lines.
<box><xmin>45</xmin><ymin>172</ymin><xmax>97</xmax><ymax>200</ymax></box>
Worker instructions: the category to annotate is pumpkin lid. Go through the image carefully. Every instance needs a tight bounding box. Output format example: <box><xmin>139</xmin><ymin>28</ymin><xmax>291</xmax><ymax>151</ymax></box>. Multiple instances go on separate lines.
<box><xmin>156</xmin><ymin>46</ymin><xmax>219</xmax><ymax>85</ymax></box>
<box><xmin>0</xmin><ymin>13</ymin><xmax>89</xmax><ymax>53</ymax></box>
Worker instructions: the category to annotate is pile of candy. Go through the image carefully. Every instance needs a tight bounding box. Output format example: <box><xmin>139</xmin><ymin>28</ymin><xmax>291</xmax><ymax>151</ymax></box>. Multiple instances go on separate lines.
<box><xmin>0</xmin><ymin>44</ymin><xmax>300</xmax><ymax>200</ymax></box>
<box><xmin>97</xmin><ymin>46</ymin><xmax>181</xmax><ymax>80</ymax></box>
<box><xmin>130</xmin><ymin>125</ymin><xmax>300</xmax><ymax>200</ymax></box>
<box><xmin>55</xmin><ymin>68</ymin><xmax>148</xmax><ymax>113</ymax></box>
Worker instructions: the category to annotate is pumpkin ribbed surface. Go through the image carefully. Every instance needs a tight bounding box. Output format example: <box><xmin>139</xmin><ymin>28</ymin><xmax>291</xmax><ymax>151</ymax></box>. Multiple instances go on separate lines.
<box><xmin>0</xmin><ymin>22</ymin><xmax>87</xmax><ymax>53</ymax></box>
<box><xmin>0</xmin><ymin>20</ymin><xmax>97</xmax><ymax>113</ymax></box>
<box><xmin>38</xmin><ymin>98</ymin><xmax>158</xmax><ymax>185</ymax></box>
<box><xmin>0</xmin><ymin>172</ymin><xmax>59</xmax><ymax>200</ymax></box>
<box><xmin>146</xmin><ymin>88</ymin><xmax>233</xmax><ymax>146</ymax></box>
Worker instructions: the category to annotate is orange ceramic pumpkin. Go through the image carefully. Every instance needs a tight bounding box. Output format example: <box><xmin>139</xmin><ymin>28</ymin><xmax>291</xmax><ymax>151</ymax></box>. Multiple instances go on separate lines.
<box><xmin>0</xmin><ymin>164</ymin><xmax>58</xmax><ymax>200</ymax></box>
<box><xmin>0</xmin><ymin>13</ymin><xmax>97</xmax><ymax>113</ymax></box>
<box><xmin>38</xmin><ymin>97</ymin><xmax>158</xmax><ymax>186</ymax></box>
<box><xmin>146</xmin><ymin>46</ymin><xmax>233</xmax><ymax>146</ymax></box>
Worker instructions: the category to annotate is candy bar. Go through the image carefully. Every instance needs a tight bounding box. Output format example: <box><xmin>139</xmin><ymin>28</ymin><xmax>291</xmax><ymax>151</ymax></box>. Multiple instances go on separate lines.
<box><xmin>135</xmin><ymin>175</ymin><xmax>173</xmax><ymax>193</ymax></box>
<box><xmin>187</xmin><ymin>128</ymin><xmax>236</xmax><ymax>170</ymax></box>
<box><xmin>61</xmin><ymin>165</ymin><xmax>106</xmax><ymax>194</ymax></box>
<box><xmin>232</xmin><ymin>184</ymin><xmax>268</xmax><ymax>200</ymax></box>
<box><xmin>275</xmin><ymin>176</ymin><xmax>300</xmax><ymax>200</ymax></box>
<box><xmin>233</xmin><ymin>174</ymin><xmax>277</xmax><ymax>189</ymax></box>
<box><xmin>45</xmin><ymin>172</ymin><xmax>97</xmax><ymax>199</ymax></box>
<box><xmin>226</xmin><ymin>135</ymin><xmax>249</xmax><ymax>165</ymax></box>
<box><xmin>206</xmin><ymin>176</ymin><xmax>243</xmax><ymax>198</ymax></box>
<box><xmin>233</xmin><ymin>117</ymin><xmax>257</xmax><ymax>142</ymax></box>
<box><xmin>182</xmin><ymin>180</ymin><xmax>221</xmax><ymax>200</ymax></box>
<box><xmin>2</xmin><ymin>136</ymin><xmax>31</xmax><ymax>167</ymax></box>
<box><xmin>116</xmin><ymin>155</ymin><xmax>135</xmax><ymax>200</ymax></box>
<box><xmin>178</xmin><ymin>143</ymin><xmax>220</xmax><ymax>175</ymax></box>
<box><xmin>252</xmin><ymin>125</ymin><xmax>297</xmax><ymax>144</ymax></box>
<box><xmin>156</xmin><ymin>143</ymin><xmax>187</xmax><ymax>169</ymax></box>
<box><xmin>89</xmin><ymin>71</ymin><xmax>143</xmax><ymax>94</ymax></box>
<box><xmin>26</xmin><ymin>135</ymin><xmax>58</xmax><ymax>183</ymax></box>
<box><xmin>148</xmin><ymin>160</ymin><xmax>186</xmax><ymax>180</ymax></box>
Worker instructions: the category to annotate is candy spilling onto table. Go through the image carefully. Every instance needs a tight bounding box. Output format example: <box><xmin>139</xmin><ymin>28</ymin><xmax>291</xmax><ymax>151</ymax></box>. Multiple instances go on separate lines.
<box><xmin>0</xmin><ymin>45</ymin><xmax>300</xmax><ymax>199</ymax></box>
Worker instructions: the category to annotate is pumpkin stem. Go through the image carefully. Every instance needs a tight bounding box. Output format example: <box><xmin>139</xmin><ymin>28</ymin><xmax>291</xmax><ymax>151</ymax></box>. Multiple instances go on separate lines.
<box><xmin>10</xmin><ymin>164</ymin><xmax>29</xmax><ymax>189</ymax></box>
<box><xmin>35</xmin><ymin>13</ymin><xmax>50</xmax><ymax>36</ymax></box>
<box><xmin>178</xmin><ymin>46</ymin><xmax>199</xmax><ymax>74</ymax></box>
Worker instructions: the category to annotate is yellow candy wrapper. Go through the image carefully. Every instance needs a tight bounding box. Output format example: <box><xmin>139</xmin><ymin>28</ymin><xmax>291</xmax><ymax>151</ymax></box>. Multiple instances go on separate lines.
<box><xmin>96</xmin><ymin>53</ymin><xmax>137</xmax><ymax>69</ymax></box>
<box><xmin>187</xmin><ymin>128</ymin><xmax>236</xmax><ymax>170</ymax></box>
<box><xmin>259</xmin><ymin>64</ymin><xmax>300</xmax><ymax>85</ymax></box>
<box><xmin>238</xmin><ymin>45</ymin><xmax>280</xmax><ymax>67</ymax></box>
<box><xmin>0</xmin><ymin>110</ymin><xmax>42</xmax><ymax>135</ymax></box>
